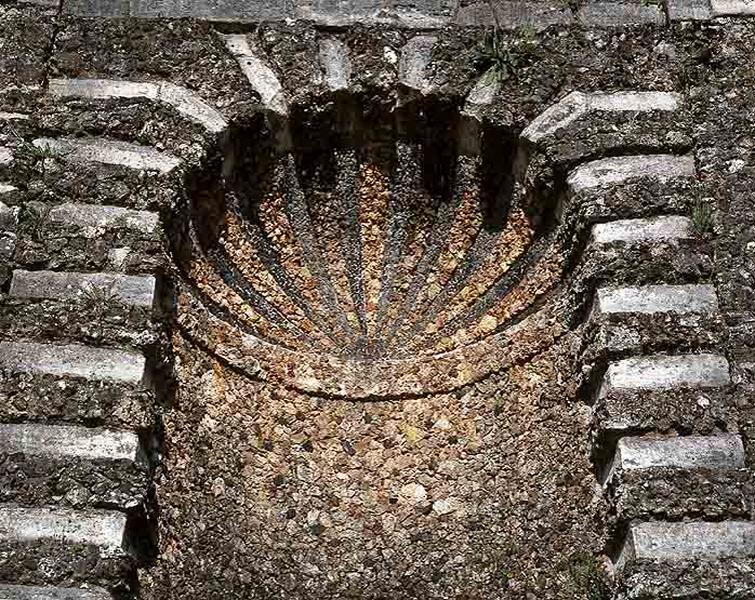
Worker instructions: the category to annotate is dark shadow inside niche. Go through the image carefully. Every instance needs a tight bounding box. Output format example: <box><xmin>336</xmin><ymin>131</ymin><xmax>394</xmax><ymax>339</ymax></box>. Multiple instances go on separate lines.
<box><xmin>174</xmin><ymin>90</ymin><xmax>566</xmax><ymax>364</ymax></box>
<box><xmin>223</xmin><ymin>93</ymin><xmax>551</xmax><ymax>239</ymax></box>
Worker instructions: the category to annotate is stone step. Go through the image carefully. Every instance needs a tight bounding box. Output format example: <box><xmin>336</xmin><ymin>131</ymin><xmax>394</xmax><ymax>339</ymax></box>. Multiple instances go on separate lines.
<box><xmin>563</xmin><ymin>156</ymin><xmax>698</xmax><ymax>229</ymax></box>
<box><xmin>48</xmin><ymin>78</ymin><xmax>227</xmax><ymax>136</ymax></box>
<box><xmin>523</xmin><ymin>92</ymin><xmax>681</xmax><ymax>144</ymax></box>
<box><xmin>591</xmin><ymin>215</ymin><xmax>693</xmax><ymax>245</ymax></box>
<box><xmin>595</xmin><ymin>353</ymin><xmax>733</xmax><ymax>435</ymax></box>
<box><xmin>9</xmin><ymin>270</ymin><xmax>156</xmax><ymax>308</ymax></box>
<box><xmin>0</xmin><ymin>341</ymin><xmax>152</xmax><ymax>430</ymax></box>
<box><xmin>0</xmin><ymin>341</ymin><xmax>155</xmax><ymax>428</ymax></box>
<box><xmin>0</xmin><ymin>505</ymin><xmax>127</xmax><ymax>553</ymax></box>
<box><xmin>519</xmin><ymin>92</ymin><xmax>687</xmax><ymax>171</ymax></box>
<box><xmin>586</xmin><ymin>287</ymin><xmax>724</xmax><ymax>364</ymax></box>
<box><xmin>0</xmin><ymin>341</ymin><xmax>145</xmax><ymax>385</ymax></box>
<box><xmin>601</xmin><ymin>353</ymin><xmax>730</xmax><ymax>394</ymax></box>
<box><xmin>48</xmin><ymin>203</ymin><xmax>160</xmax><ymax>237</ymax></box>
<box><xmin>616</xmin><ymin>521</ymin><xmax>755</xmax><ymax>598</ymax></box>
<box><xmin>567</xmin><ymin>155</ymin><xmax>695</xmax><ymax>195</ymax></box>
<box><xmin>617</xmin><ymin>521</ymin><xmax>755</xmax><ymax>569</ymax></box>
<box><xmin>0</xmin><ymin>424</ymin><xmax>148</xmax><ymax>510</ymax></box>
<box><xmin>0</xmin><ymin>585</ymin><xmax>112</xmax><ymax>600</ymax></box>
<box><xmin>33</xmin><ymin>137</ymin><xmax>180</xmax><ymax>174</ymax></box>
<box><xmin>610</xmin><ymin>433</ymin><xmax>745</xmax><ymax>475</ymax></box>
<box><xmin>605</xmin><ymin>434</ymin><xmax>749</xmax><ymax>522</ymax></box>
<box><xmin>0</xmin><ymin>506</ymin><xmax>133</xmax><ymax>587</ymax></box>
<box><xmin>0</xmin><ymin>423</ymin><xmax>140</xmax><ymax>462</ymax></box>
<box><xmin>13</xmin><ymin>202</ymin><xmax>163</xmax><ymax>274</ymax></box>
<box><xmin>594</xmin><ymin>284</ymin><xmax>718</xmax><ymax>316</ymax></box>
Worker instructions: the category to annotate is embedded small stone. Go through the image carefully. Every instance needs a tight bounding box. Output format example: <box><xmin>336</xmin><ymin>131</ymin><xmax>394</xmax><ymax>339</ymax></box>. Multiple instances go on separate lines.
<box><xmin>400</xmin><ymin>483</ymin><xmax>428</xmax><ymax>505</ymax></box>
<box><xmin>432</xmin><ymin>498</ymin><xmax>459</xmax><ymax>516</ymax></box>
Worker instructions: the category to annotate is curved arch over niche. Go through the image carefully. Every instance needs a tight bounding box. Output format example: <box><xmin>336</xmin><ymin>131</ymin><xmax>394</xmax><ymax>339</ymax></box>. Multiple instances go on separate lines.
<box><xmin>173</xmin><ymin>94</ymin><xmax>569</xmax><ymax>398</ymax></box>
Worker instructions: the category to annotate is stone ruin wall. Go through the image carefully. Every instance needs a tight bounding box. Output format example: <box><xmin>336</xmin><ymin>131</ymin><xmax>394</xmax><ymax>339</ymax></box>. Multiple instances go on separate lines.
<box><xmin>0</xmin><ymin>1</ymin><xmax>755</xmax><ymax>598</ymax></box>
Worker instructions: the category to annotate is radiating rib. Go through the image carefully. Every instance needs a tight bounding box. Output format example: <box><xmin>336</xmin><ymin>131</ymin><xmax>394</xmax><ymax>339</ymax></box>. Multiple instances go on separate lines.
<box><xmin>219</xmin><ymin>210</ymin><xmax>337</xmax><ymax>350</ymax></box>
<box><xmin>383</xmin><ymin>154</ymin><xmax>482</xmax><ymax>348</ymax></box>
<box><xmin>405</xmin><ymin>207</ymin><xmax>535</xmax><ymax>347</ymax></box>
<box><xmin>356</xmin><ymin>156</ymin><xmax>392</xmax><ymax>340</ymax></box>
<box><xmin>306</xmin><ymin>148</ymin><xmax>365</xmax><ymax>334</ymax></box>
<box><xmin>226</xmin><ymin>193</ymin><xmax>346</xmax><ymax>348</ymax></box>
<box><xmin>424</xmin><ymin>235</ymin><xmax>562</xmax><ymax>354</ymax></box>
<box><xmin>375</xmin><ymin>142</ymin><xmax>436</xmax><ymax>331</ymax></box>
<box><xmin>277</xmin><ymin>153</ymin><xmax>358</xmax><ymax>341</ymax></box>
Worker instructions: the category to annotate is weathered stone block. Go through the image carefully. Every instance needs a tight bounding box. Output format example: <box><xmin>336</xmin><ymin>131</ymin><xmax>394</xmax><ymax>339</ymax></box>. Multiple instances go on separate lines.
<box><xmin>48</xmin><ymin>79</ymin><xmax>228</xmax><ymax>136</ymax></box>
<box><xmin>567</xmin><ymin>155</ymin><xmax>695</xmax><ymax>195</ymax></box>
<box><xmin>221</xmin><ymin>35</ymin><xmax>287</xmax><ymax>116</ymax></box>
<box><xmin>523</xmin><ymin>92</ymin><xmax>681</xmax><ymax>145</ymax></box>
<box><xmin>591</xmin><ymin>216</ymin><xmax>692</xmax><ymax>245</ymax></box>
<box><xmin>9</xmin><ymin>270</ymin><xmax>157</xmax><ymax>308</ymax></box>
<box><xmin>0</xmin><ymin>585</ymin><xmax>113</xmax><ymax>600</ymax></box>
<box><xmin>0</xmin><ymin>423</ymin><xmax>141</xmax><ymax>463</ymax></box>
<box><xmin>0</xmin><ymin>341</ymin><xmax>146</xmax><ymax>385</ymax></box>
<box><xmin>601</xmin><ymin>354</ymin><xmax>730</xmax><ymax>394</ymax></box>
<box><xmin>594</xmin><ymin>284</ymin><xmax>718</xmax><ymax>316</ymax></box>
<box><xmin>611</xmin><ymin>433</ymin><xmax>744</xmax><ymax>474</ymax></box>
<box><xmin>33</xmin><ymin>137</ymin><xmax>181</xmax><ymax>175</ymax></box>
<box><xmin>399</xmin><ymin>36</ymin><xmax>437</xmax><ymax>93</ymax></box>
<box><xmin>48</xmin><ymin>203</ymin><xmax>159</xmax><ymax>237</ymax></box>
<box><xmin>710</xmin><ymin>0</ymin><xmax>755</xmax><ymax>14</ymax></box>
<box><xmin>319</xmin><ymin>38</ymin><xmax>351</xmax><ymax>92</ymax></box>
<box><xmin>454</xmin><ymin>0</ymin><xmax>572</xmax><ymax>28</ymax></box>
<box><xmin>617</xmin><ymin>521</ymin><xmax>755</xmax><ymax>569</ymax></box>
<box><xmin>0</xmin><ymin>424</ymin><xmax>148</xmax><ymax>510</ymax></box>
<box><xmin>668</xmin><ymin>0</ymin><xmax>712</xmax><ymax>19</ymax></box>
<box><xmin>0</xmin><ymin>506</ymin><xmax>127</xmax><ymax>553</ymax></box>
<box><xmin>577</xmin><ymin>1</ymin><xmax>664</xmax><ymax>26</ymax></box>
<box><xmin>594</xmin><ymin>354</ymin><xmax>734</xmax><ymax>435</ymax></box>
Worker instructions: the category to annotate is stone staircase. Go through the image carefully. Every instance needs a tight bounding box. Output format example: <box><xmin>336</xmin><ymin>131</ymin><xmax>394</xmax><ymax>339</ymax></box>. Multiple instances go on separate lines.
<box><xmin>0</xmin><ymin>122</ymin><xmax>183</xmax><ymax>597</ymax></box>
<box><xmin>519</xmin><ymin>88</ymin><xmax>755</xmax><ymax>596</ymax></box>
<box><xmin>526</xmin><ymin>97</ymin><xmax>755</xmax><ymax>596</ymax></box>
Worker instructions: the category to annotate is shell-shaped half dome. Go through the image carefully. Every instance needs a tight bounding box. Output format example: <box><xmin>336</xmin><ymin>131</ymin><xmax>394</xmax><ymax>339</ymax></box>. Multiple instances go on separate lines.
<box><xmin>175</xmin><ymin>98</ymin><xmax>565</xmax><ymax>397</ymax></box>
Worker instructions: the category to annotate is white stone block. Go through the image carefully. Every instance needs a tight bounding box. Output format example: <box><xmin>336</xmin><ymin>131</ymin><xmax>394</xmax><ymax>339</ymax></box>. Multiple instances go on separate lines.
<box><xmin>0</xmin><ymin>585</ymin><xmax>112</xmax><ymax>600</ymax></box>
<box><xmin>221</xmin><ymin>34</ymin><xmax>288</xmax><ymax>115</ymax></box>
<box><xmin>33</xmin><ymin>137</ymin><xmax>180</xmax><ymax>174</ymax></box>
<box><xmin>319</xmin><ymin>38</ymin><xmax>351</xmax><ymax>91</ymax></box>
<box><xmin>48</xmin><ymin>78</ymin><xmax>227</xmax><ymax>135</ymax></box>
<box><xmin>0</xmin><ymin>423</ymin><xmax>140</xmax><ymax>462</ymax></box>
<box><xmin>600</xmin><ymin>354</ymin><xmax>730</xmax><ymax>395</ymax></box>
<box><xmin>595</xmin><ymin>284</ymin><xmax>718</xmax><ymax>316</ymax></box>
<box><xmin>10</xmin><ymin>270</ymin><xmax>156</xmax><ymax>308</ymax></box>
<box><xmin>711</xmin><ymin>0</ymin><xmax>755</xmax><ymax>14</ymax></box>
<box><xmin>0</xmin><ymin>506</ymin><xmax>127</xmax><ymax>553</ymax></box>
<box><xmin>48</xmin><ymin>203</ymin><xmax>159</xmax><ymax>236</ymax></box>
<box><xmin>591</xmin><ymin>216</ymin><xmax>692</xmax><ymax>244</ymax></box>
<box><xmin>0</xmin><ymin>341</ymin><xmax>146</xmax><ymax>384</ymax></box>
<box><xmin>522</xmin><ymin>91</ymin><xmax>681</xmax><ymax>143</ymax></box>
<box><xmin>617</xmin><ymin>521</ymin><xmax>755</xmax><ymax>570</ymax></box>
<box><xmin>567</xmin><ymin>155</ymin><xmax>695</xmax><ymax>194</ymax></box>
<box><xmin>611</xmin><ymin>433</ymin><xmax>744</xmax><ymax>474</ymax></box>
<box><xmin>399</xmin><ymin>36</ymin><xmax>436</xmax><ymax>93</ymax></box>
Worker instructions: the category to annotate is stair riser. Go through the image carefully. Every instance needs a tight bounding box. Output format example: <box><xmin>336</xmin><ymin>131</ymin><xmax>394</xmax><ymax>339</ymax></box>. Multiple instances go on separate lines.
<box><xmin>0</xmin><ymin>300</ymin><xmax>160</xmax><ymax>349</ymax></box>
<box><xmin>609</xmin><ymin>469</ymin><xmax>751</xmax><ymax>522</ymax></box>
<box><xmin>0</xmin><ymin>456</ymin><xmax>149</xmax><ymax>510</ymax></box>
<box><xmin>0</xmin><ymin>373</ymin><xmax>154</xmax><ymax>430</ymax></box>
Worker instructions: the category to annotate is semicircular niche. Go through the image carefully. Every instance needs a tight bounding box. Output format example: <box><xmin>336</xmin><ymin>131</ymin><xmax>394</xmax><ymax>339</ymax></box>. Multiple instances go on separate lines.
<box><xmin>176</xmin><ymin>97</ymin><xmax>566</xmax><ymax>398</ymax></box>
